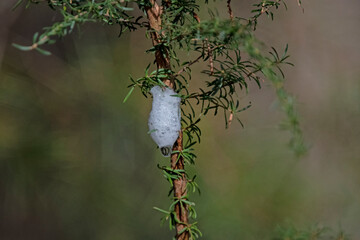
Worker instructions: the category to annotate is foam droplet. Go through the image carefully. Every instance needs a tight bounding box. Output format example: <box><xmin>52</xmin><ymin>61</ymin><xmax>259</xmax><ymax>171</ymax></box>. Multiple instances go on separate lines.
<box><xmin>148</xmin><ymin>86</ymin><xmax>181</xmax><ymax>157</ymax></box>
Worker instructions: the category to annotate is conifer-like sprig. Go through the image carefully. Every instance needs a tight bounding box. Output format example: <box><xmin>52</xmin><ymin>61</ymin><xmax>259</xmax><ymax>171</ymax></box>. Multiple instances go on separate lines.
<box><xmin>13</xmin><ymin>1</ymin><xmax>307</xmax><ymax>239</ymax></box>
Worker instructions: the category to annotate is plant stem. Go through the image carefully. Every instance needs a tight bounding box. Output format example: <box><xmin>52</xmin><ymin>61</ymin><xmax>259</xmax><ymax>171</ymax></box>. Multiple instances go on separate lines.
<box><xmin>171</xmin><ymin>131</ymin><xmax>189</xmax><ymax>240</ymax></box>
<box><xmin>144</xmin><ymin>0</ymin><xmax>173</xmax><ymax>87</ymax></box>
<box><xmin>144</xmin><ymin>1</ymin><xmax>189</xmax><ymax>239</ymax></box>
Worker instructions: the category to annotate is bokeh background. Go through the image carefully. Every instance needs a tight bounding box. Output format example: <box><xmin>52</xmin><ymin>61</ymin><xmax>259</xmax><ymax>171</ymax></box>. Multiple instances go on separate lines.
<box><xmin>1</xmin><ymin>1</ymin><xmax>359</xmax><ymax>239</ymax></box>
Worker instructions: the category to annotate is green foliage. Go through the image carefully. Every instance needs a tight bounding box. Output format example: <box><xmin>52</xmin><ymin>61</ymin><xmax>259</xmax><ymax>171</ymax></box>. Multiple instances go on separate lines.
<box><xmin>13</xmin><ymin>0</ymin><xmax>138</xmax><ymax>52</ymax></box>
<box><xmin>13</xmin><ymin>0</ymin><xmax>308</xmax><ymax>239</ymax></box>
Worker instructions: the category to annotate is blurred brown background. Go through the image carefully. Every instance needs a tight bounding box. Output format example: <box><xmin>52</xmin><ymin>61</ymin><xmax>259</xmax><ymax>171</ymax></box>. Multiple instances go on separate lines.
<box><xmin>0</xmin><ymin>1</ymin><xmax>359</xmax><ymax>239</ymax></box>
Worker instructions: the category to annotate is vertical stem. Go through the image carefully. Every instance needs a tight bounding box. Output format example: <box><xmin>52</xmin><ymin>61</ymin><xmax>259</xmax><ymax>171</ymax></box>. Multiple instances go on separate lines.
<box><xmin>171</xmin><ymin>131</ymin><xmax>189</xmax><ymax>240</ymax></box>
<box><xmin>144</xmin><ymin>1</ymin><xmax>189</xmax><ymax>239</ymax></box>
<box><xmin>227</xmin><ymin>0</ymin><xmax>234</xmax><ymax>21</ymax></box>
<box><xmin>144</xmin><ymin>0</ymin><xmax>173</xmax><ymax>87</ymax></box>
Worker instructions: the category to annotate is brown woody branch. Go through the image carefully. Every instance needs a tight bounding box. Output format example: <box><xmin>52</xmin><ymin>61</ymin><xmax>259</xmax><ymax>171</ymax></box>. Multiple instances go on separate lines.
<box><xmin>144</xmin><ymin>1</ymin><xmax>189</xmax><ymax>239</ymax></box>
<box><xmin>144</xmin><ymin>0</ymin><xmax>173</xmax><ymax>87</ymax></box>
<box><xmin>227</xmin><ymin>0</ymin><xmax>234</xmax><ymax>21</ymax></box>
<box><xmin>171</xmin><ymin>131</ymin><xmax>189</xmax><ymax>240</ymax></box>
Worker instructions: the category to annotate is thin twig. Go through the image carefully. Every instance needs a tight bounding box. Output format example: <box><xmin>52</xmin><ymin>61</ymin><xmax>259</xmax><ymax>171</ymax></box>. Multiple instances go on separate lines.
<box><xmin>174</xmin><ymin>45</ymin><xmax>223</xmax><ymax>77</ymax></box>
<box><xmin>192</xmin><ymin>10</ymin><xmax>213</xmax><ymax>75</ymax></box>
<box><xmin>228</xmin><ymin>112</ymin><xmax>234</xmax><ymax>127</ymax></box>
<box><xmin>192</xmin><ymin>12</ymin><xmax>201</xmax><ymax>23</ymax></box>
<box><xmin>227</xmin><ymin>0</ymin><xmax>234</xmax><ymax>21</ymax></box>
<box><xmin>207</xmin><ymin>40</ymin><xmax>214</xmax><ymax>75</ymax></box>
<box><xmin>176</xmin><ymin>54</ymin><xmax>204</xmax><ymax>76</ymax></box>
<box><xmin>250</xmin><ymin>0</ymin><xmax>281</xmax><ymax>23</ymax></box>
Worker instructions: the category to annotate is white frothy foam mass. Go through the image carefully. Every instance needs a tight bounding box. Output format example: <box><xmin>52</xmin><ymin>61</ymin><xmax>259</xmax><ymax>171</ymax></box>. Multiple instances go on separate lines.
<box><xmin>148</xmin><ymin>86</ymin><xmax>181</xmax><ymax>157</ymax></box>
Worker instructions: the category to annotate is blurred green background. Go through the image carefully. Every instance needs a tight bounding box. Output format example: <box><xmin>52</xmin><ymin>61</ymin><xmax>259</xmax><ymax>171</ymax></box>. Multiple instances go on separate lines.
<box><xmin>1</xmin><ymin>1</ymin><xmax>359</xmax><ymax>239</ymax></box>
